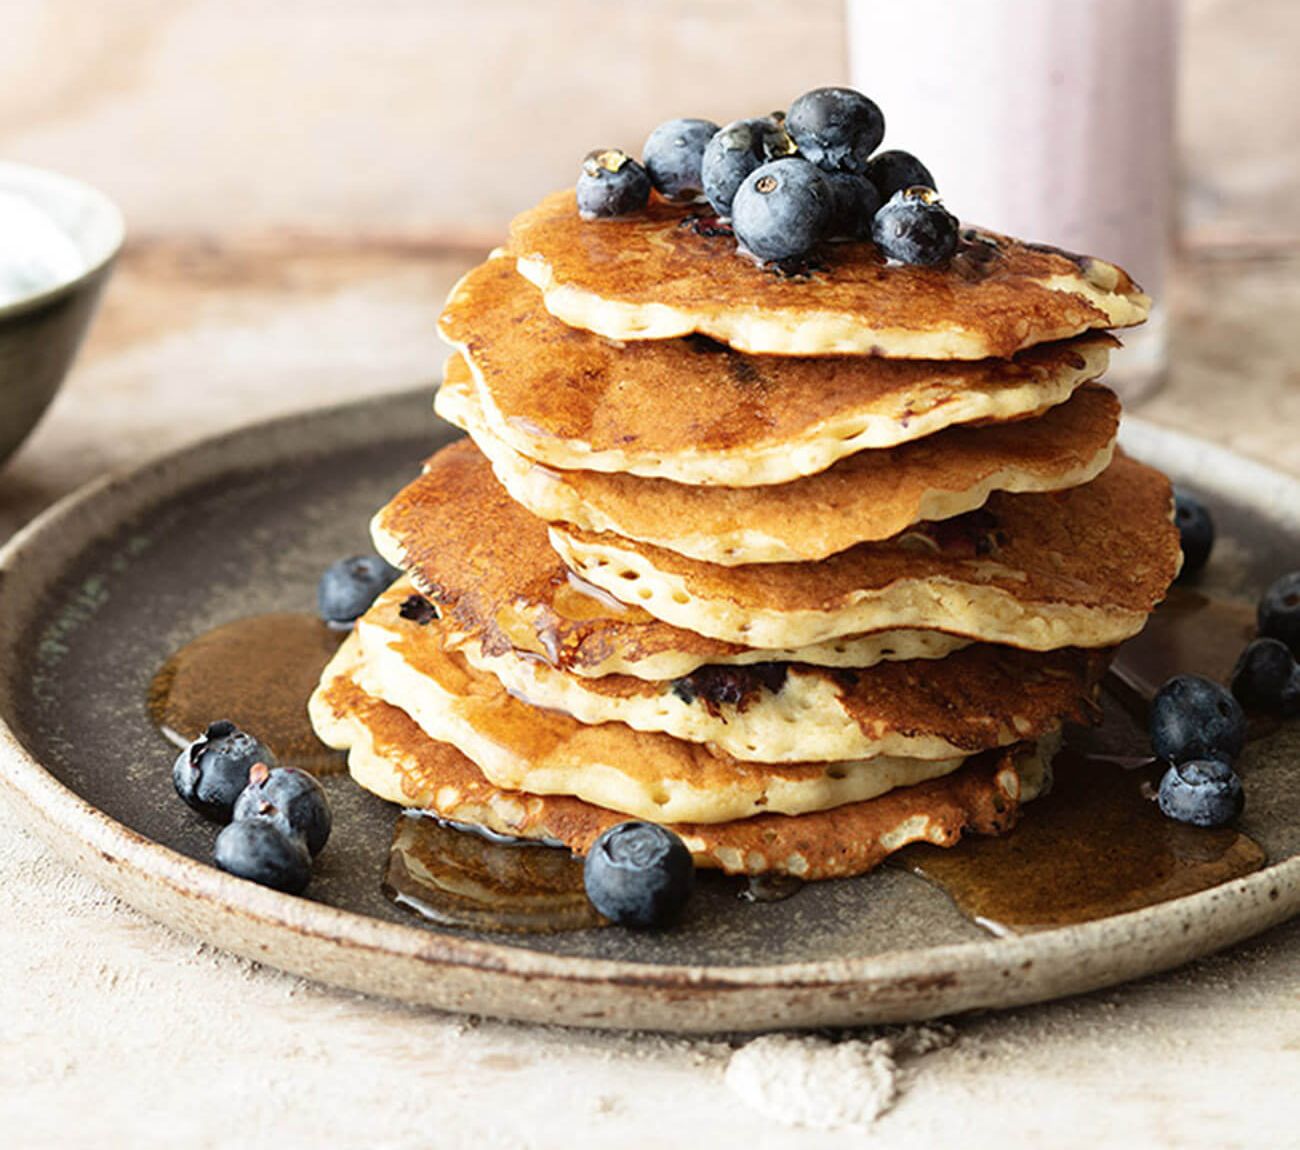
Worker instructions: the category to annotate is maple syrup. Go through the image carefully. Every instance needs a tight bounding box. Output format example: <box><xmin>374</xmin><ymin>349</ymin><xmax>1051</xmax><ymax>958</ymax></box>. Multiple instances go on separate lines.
<box><xmin>1108</xmin><ymin>587</ymin><xmax>1256</xmax><ymax>710</ymax></box>
<box><xmin>149</xmin><ymin>613</ymin><xmax>344</xmax><ymax>772</ymax></box>
<box><xmin>896</xmin><ymin>589</ymin><xmax>1269</xmax><ymax>934</ymax></box>
<box><xmin>149</xmin><ymin>593</ymin><xmax>1276</xmax><ymax>939</ymax></box>
<box><xmin>553</xmin><ymin>571</ymin><xmax>650</xmax><ymax>623</ymax></box>
<box><xmin>895</xmin><ymin>747</ymin><xmax>1264</xmax><ymax>935</ymax></box>
<box><xmin>489</xmin><ymin>571</ymin><xmax>655</xmax><ymax>671</ymax></box>
<box><xmin>384</xmin><ymin>812</ymin><xmax>605</xmax><ymax>932</ymax></box>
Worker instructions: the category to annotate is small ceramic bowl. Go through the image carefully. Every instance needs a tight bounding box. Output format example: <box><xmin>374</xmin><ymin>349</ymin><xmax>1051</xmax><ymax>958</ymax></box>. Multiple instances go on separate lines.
<box><xmin>0</xmin><ymin>161</ymin><xmax>124</xmax><ymax>467</ymax></box>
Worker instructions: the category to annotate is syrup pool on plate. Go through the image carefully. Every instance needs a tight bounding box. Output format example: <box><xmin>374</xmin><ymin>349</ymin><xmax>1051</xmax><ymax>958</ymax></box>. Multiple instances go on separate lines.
<box><xmin>897</xmin><ymin>589</ymin><xmax>1269</xmax><ymax>934</ymax></box>
<box><xmin>1107</xmin><ymin>587</ymin><xmax>1257</xmax><ymax>713</ymax></box>
<box><xmin>384</xmin><ymin>812</ymin><xmax>606</xmax><ymax>933</ymax></box>
<box><xmin>149</xmin><ymin>613</ymin><xmax>344</xmax><ymax>772</ymax></box>
<box><xmin>895</xmin><ymin>745</ymin><xmax>1265</xmax><ymax>936</ymax></box>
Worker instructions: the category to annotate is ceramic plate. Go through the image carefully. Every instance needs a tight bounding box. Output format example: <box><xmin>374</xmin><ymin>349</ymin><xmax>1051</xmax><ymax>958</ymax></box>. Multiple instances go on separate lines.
<box><xmin>1</xmin><ymin>390</ymin><xmax>1297</xmax><ymax>1033</ymax></box>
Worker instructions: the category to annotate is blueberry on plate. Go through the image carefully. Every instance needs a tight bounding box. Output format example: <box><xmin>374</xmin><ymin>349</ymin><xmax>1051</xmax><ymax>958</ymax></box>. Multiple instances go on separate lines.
<box><xmin>173</xmin><ymin>720</ymin><xmax>277</xmax><ymax>822</ymax></box>
<box><xmin>233</xmin><ymin>762</ymin><xmax>333</xmax><ymax>857</ymax></box>
<box><xmin>871</xmin><ymin>187</ymin><xmax>959</xmax><ymax>266</ymax></box>
<box><xmin>785</xmin><ymin>86</ymin><xmax>884</xmax><ymax>174</ymax></box>
<box><xmin>317</xmin><ymin>554</ymin><xmax>401</xmax><ymax>626</ymax></box>
<box><xmin>731</xmin><ymin>158</ymin><xmax>831</xmax><ymax>262</ymax></box>
<box><xmin>1150</xmin><ymin>673</ymin><xmax>1247</xmax><ymax>765</ymax></box>
<box><xmin>576</xmin><ymin>149</ymin><xmax>652</xmax><ymax>219</ymax></box>
<box><xmin>700</xmin><ymin>117</ymin><xmax>797</xmax><ymax>217</ymax></box>
<box><xmin>1172</xmin><ymin>487</ymin><xmax>1214</xmax><ymax>577</ymax></box>
<box><xmin>865</xmin><ymin>149</ymin><xmax>936</xmax><ymax>202</ymax></box>
<box><xmin>583</xmin><ymin>822</ymin><xmax>695</xmax><ymax>928</ymax></box>
<box><xmin>642</xmin><ymin>118</ymin><xmax>719</xmax><ymax>202</ymax></box>
<box><xmin>1157</xmin><ymin>759</ymin><xmax>1244</xmax><ymax>828</ymax></box>
<box><xmin>214</xmin><ymin>818</ymin><xmax>313</xmax><ymax>894</ymax></box>
<box><xmin>1230</xmin><ymin>637</ymin><xmax>1300</xmax><ymax>715</ymax></box>
<box><xmin>1258</xmin><ymin>570</ymin><xmax>1300</xmax><ymax>655</ymax></box>
<box><xmin>822</xmin><ymin>170</ymin><xmax>881</xmax><ymax>241</ymax></box>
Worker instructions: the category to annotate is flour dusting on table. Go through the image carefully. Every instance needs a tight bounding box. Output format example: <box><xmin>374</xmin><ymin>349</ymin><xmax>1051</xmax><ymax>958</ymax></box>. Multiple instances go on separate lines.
<box><xmin>724</xmin><ymin>1025</ymin><xmax>956</xmax><ymax>1131</ymax></box>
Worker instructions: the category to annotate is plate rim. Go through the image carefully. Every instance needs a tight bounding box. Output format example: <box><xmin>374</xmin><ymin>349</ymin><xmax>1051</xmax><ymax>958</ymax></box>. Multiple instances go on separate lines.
<box><xmin>1</xmin><ymin>390</ymin><xmax>1297</xmax><ymax>1032</ymax></box>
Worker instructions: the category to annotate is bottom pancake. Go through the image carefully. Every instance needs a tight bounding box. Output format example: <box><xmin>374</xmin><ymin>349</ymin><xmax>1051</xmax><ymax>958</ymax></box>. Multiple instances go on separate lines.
<box><xmin>311</xmin><ymin>656</ymin><xmax>1056</xmax><ymax>880</ymax></box>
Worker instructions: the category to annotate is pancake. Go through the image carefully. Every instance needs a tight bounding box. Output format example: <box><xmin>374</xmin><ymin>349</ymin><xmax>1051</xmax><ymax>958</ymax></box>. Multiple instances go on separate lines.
<box><xmin>313</xmin><ymin>661</ymin><xmax>1051</xmax><ymax>879</ymax></box>
<box><xmin>457</xmin><ymin>633</ymin><xmax>1104</xmax><ymax>763</ymax></box>
<box><xmin>371</xmin><ymin>440</ymin><xmax>971</xmax><ymax>679</ymax></box>
<box><xmin>549</xmin><ymin>451</ymin><xmax>1181</xmax><ymax>652</ymax></box>
<box><xmin>440</xmin><ymin>256</ymin><xmax>1115</xmax><ymax>486</ymax></box>
<box><xmin>438</xmin><ymin>357</ymin><xmax>1119</xmax><ymax>565</ymax></box>
<box><xmin>509</xmin><ymin>190</ymin><xmax>1149</xmax><ymax>359</ymax></box>
<box><xmin>337</xmin><ymin>605</ymin><xmax>975</xmax><ymax>824</ymax></box>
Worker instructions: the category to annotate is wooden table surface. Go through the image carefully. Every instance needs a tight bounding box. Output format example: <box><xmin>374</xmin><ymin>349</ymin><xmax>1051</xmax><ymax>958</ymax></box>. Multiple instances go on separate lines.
<box><xmin>0</xmin><ymin>242</ymin><xmax>1297</xmax><ymax>1149</ymax></box>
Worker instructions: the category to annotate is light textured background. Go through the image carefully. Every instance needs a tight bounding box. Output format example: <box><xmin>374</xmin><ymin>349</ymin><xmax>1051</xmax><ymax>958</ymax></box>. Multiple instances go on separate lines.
<box><xmin>0</xmin><ymin>0</ymin><xmax>1297</xmax><ymax>248</ymax></box>
<box><xmin>1</xmin><ymin>2</ymin><xmax>1298</xmax><ymax>1147</ymax></box>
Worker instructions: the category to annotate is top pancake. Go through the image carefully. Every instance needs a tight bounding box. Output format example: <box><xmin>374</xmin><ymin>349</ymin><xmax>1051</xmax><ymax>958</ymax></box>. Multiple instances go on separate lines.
<box><xmin>509</xmin><ymin>190</ymin><xmax>1150</xmax><ymax>359</ymax></box>
<box><xmin>441</xmin><ymin>256</ymin><xmax>1115</xmax><ymax>486</ymax></box>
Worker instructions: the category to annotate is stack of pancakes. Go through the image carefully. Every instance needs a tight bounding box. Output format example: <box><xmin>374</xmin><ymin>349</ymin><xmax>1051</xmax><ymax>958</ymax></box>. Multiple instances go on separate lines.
<box><xmin>310</xmin><ymin>190</ymin><xmax>1181</xmax><ymax>881</ymax></box>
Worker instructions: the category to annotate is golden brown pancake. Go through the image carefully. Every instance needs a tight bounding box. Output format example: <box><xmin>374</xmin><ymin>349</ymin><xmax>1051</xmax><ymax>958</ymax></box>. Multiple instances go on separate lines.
<box><xmin>380</xmin><ymin>439</ymin><xmax>1178</xmax><ymax>656</ymax></box>
<box><xmin>337</xmin><ymin>618</ymin><xmax>973</xmax><ymax>824</ymax></box>
<box><xmin>371</xmin><ymin>439</ymin><xmax>971</xmax><ymax>679</ymax></box>
<box><xmin>440</xmin><ymin>256</ymin><xmax>1115</xmax><ymax>486</ymax></box>
<box><xmin>313</xmin><ymin>658</ymin><xmax>1042</xmax><ymax>879</ymax></box>
<box><xmin>509</xmin><ymin>190</ymin><xmax>1149</xmax><ymax>359</ymax></box>
<box><xmin>457</xmin><ymin>628</ymin><xmax>1105</xmax><ymax>764</ymax></box>
<box><xmin>439</xmin><ymin>356</ymin><xmax>1120</xmax><ymax>565</ymax></box>
<box><xmin>551</xmin><ymin>452</ymin><xmax>1181</xmax><ymax>651</ymax></box>
<box><xmin>358</xmin><ymin>573</ymin><xmax>1102</xmax><ymax>764</ymax></box>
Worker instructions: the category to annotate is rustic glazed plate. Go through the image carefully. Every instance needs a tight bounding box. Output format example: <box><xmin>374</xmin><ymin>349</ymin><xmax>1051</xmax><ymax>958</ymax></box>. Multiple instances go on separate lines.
<box><xmin>0</xmin><ymin>390</ymin><xmax>1296</xmax><ymax>1033</ymax></box>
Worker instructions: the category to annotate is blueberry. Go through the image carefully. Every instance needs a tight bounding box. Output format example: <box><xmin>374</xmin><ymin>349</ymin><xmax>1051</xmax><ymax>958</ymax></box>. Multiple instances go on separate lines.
<box><xmin>1231</xmin><ymin>638</ymin><xmax>1300</xmax><ymax>715</ymax></box>
<box><xmin>233</xmin><ymin>763</ymin><xmax>332</xmax><ymax>856</ymax></box>
<box><xmin>583</xmin><ymin>822</ymin><xmax>695</xmax><ymax>928</ymax></box>
<box><xmin>785</xmin><ymin>87</ymin><xmax>884</xmax><ymax>174</ymax></box>
<box><xmin>865</xmin><ymin>149</ymin><xmax>936</xmax><ymax>202</ymax></box>
<box><xmin>731</xmin><ymin>159</ymin><xmax>831</xmax><ymax>263</ymax></box>
<box><xmin>576</xmin><ymin>149</ymin><xmax>651</xmax><ymax>219</ymax></box>
<box><xmin>871</xmin><ymin>187</ymin><xmax>959</xmax><ymax>266</ymax></box>
<box><xmin>1150</xmin><ymin>673</ymin><xmax>1247</xmax><ymax>766</ymax></box>
<box><xmin>642</xmin><ymin>118</ymin><xmax>719</xmax><ymax>202</ymax></box>
<box><xmin>1172</xmin><ymin>487</ymin><xmax>1214</xmax><ymax>577</ymax></box>
<box><xmin>823</xmin><ymin>171</ymin><xmax>881</xmax><ymax>241</ymax></box>
<box><xmin>1258</xmin><ymin>571</ymin><xmax>1300</xmax><ymax>655</ymax></box>
<box><xmin>700</xmin><ymin>117</ymin><xmax>797</xmax><ymax>217</ymax></box>
<box><xmin>317</xmin><ymin>554</ymin><xmax>401</xmax><ymax>626</ymax></box>
<box><xmin>214</xmin><ymin>818</ymin><xmax>312</xmax><ymax>894</ymax></box>
<box><xmin>172</xmin><ymin>720</ymin><xmax>277</xmax><ymax>823</ymax></box>
<box><xmin>1157</xmin><ymin>759</ymin><xmax>1244</xmax><ymax>828</ymax></box>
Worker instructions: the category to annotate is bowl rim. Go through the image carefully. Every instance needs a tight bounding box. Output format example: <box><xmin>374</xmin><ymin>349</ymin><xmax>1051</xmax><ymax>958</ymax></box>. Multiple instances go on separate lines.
<box><xmin>0</xmin><ymin>159</ymin><xmax>125</xmax><ymax>321</ymax></box>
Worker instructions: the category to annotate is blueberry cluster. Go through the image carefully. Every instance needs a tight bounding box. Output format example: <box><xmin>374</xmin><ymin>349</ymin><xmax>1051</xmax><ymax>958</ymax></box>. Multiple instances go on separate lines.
<box><xmin>1233</xmin><ymin>571</ymin><xmax>1300</xmax><ymax>715</ymax></box>
<box><xmin>576</xmin><ymin>86</ymin><xmax>952</xmax><ymax>266</ymax></box>
<box><xmin>1150</xmin><ymin>676</ymin><xmax>1247</xmax><ymax>828</ymax></box>
<box><xmin>173</xmin><ymin>721</ymin><xmax>332</xmax><ymax>894</ymax></box>
<box><xmin>1165</xmin><ymin>489</ymin><xmax>1300</xmax><ymax>713</ymax></box>
<box><xmin>1145</xmin><ymin>510</ymin><xmax>1300</xmax><ymax>827</ymax></box>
